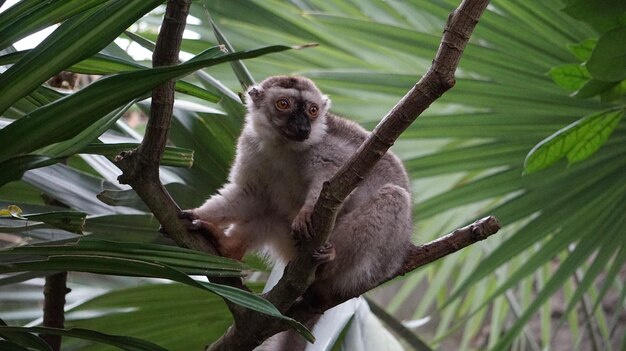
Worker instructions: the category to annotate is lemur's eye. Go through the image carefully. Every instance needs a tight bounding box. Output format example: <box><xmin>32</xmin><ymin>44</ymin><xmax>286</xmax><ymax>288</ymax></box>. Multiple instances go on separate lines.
<box><xmin>275</xmin><ymin>98</ymin><xmax>290</xmax><ymax>110</ymax></box>
<box><xmin>309</xmin><ymin>104</ymin><xmax>319</xmax><ymax>117</ymax></box>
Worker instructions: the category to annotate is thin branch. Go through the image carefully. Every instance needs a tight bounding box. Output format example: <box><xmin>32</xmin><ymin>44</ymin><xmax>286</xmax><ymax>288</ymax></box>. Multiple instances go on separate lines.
<box><xmin>398</xmin><ymin>216</ymin><xmax>499</xmax><ymax>276</ymax></box>
<box><xmin>207</xmin><ymin>0</ymin><xmax>494</xmax><ymax>349</ymax></box>
<box><xmin>114</xmin><ymin>0</ymin><xmax>247</xmax><ymax>323</ymax></box>
<box><xmin>304</xmin><ymin>217</ymin><xmax>501</xmax><ymax>312</ymax></box>
<box><xmin>39</xmin><ymin>74</ymin><xmax>77</xmax><ymax>351</ymax></box>
<box><xmin>114</xmin><ymin>0</ymin><xmax>217</xmax><ymax>254</ymax></box>
<box><xmin>40</xmin><ymin>272</ymin><xmax>70</xmax><ymax>351</ymax></box>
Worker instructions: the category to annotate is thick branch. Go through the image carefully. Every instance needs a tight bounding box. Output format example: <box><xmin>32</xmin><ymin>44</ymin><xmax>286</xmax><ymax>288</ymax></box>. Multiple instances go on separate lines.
<box><xmin>113</xmin><ymin>0</ymin><xmax>217</xmax><ymax>254</ymax></box>
<box><xmin>140</xmin><ymin>0</ymin><xmax>188</xmax><ymax>164</ymax></box>
<box><xmin>40</xmin><ymin>74</ymin><xmax>77</xmax><ymax>351</ymax></box>
<box><xmin>114</xmin><ymin>0</ymin><xmax>248</xmax><ymax>327</ymax></box>
<box><xmin>207</xmin><ymin>0</ymin><xmax>492</xmax><ymax>350</ymax></box>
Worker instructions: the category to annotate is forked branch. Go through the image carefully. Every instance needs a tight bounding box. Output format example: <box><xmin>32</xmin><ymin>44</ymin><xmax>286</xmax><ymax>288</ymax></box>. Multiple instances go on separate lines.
<box><xmin>114</xmin><ymin>0</ymin><xmax>218</xmax><ymax>254</ymax></box>
<box><xmin>115</xmin><ymin>0</ymin><xmax>498</xmax><ymax>350</ymax></box>
<box><xmin>209</xmin><ymin>0</ymin><xmax>495</xmax><ymax>350</ymax></box>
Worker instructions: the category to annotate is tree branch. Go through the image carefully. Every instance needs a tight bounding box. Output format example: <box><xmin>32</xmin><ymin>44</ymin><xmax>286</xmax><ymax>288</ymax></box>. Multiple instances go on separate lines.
<box><xmin>399</xmin><ymin>215</ymin><xmax>500</xmax><ymax>275</ymax></box>
<box><xmin>114</xmin><ymin>0</ymin><xmax>217</xmax><ymax>254</ymax></box>
<box><xmin>39</xmin><ymin>73</ymin><xmax>79</xmax><ymax>351</ymax></box>
<box><xmin>207</xmin><ymin>0</ymin><xmax>494</xmax><ymax>350</ymax></box>
<box><xmin>307</xmin><ymin>216</ymin><xmax>501</xmax><ymax>312</ymax></box>
<box><xmin>114</xmin><ymin>0</ymin><xmax>248</xmax><ymax>324</ymax></box>
<box><xmin>40</xmin><ymin>272</ymin><xmax>70</xmax><ymax>351</ymax></box>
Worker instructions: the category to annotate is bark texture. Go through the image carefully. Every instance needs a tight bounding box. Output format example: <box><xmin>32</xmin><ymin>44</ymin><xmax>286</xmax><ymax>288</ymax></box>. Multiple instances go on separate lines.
<box><xmin>40</xmin><ymin>272</ymin><xmax>70</xmax><ymax>351</ymax></box>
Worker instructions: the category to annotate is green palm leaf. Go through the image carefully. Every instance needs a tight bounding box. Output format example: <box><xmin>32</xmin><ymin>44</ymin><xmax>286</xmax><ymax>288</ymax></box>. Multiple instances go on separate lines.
<box><xmin>0</xmin><ymin>45</ymin><xmax>290</xmax><ymax>163</ymax></box>
<box><xmin>0</xmin><ymin>0</ymin><xmax>164</xmax><ymax>114</ymax></box>
<box><xmin>0</xmin><ymin>325</ymin><xmax>168</xmax><ymax>351</ymax></box>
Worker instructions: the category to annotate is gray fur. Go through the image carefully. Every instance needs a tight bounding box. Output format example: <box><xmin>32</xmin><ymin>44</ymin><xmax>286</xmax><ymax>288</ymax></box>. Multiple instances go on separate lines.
<box><xmin>192</xmin><ymin>76</ymin><xmax>413</xmax><ymax>350</ymax></box>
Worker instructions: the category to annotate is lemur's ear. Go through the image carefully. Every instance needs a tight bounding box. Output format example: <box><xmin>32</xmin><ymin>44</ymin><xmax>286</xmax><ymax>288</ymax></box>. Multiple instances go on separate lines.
<box><xmin>322</xmin><ymin>94</ymin><xmax>331</xmax><ymax>111</ymax></box>
<box><xmin>247</xmin><ymin>86</ymin><xmax>264</xmax><ymax>106</ymax></box>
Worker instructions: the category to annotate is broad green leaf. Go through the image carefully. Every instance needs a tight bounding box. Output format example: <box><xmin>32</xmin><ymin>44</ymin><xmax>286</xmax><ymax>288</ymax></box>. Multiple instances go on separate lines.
<box><xmin>601</xmin><ymin>79</ymin><xmax>626</xmax><ymax>102</ymax></box>
<box><xmin>0</xmin><ymin>0</ymin><xmax>109</xmax><ymax>51</ymax></box>
<box><xmin>586</xmin><ymin>26</ymin><xmax>626</xmax><ymax>82</ymax></box>
<box><xmin>0</xmin><ymin>318</ymin><xmax>52</xmax><ymax>351</ymax></box>
<box><xmin>10</xmin><ymin>211</ymin><xmax>86</xmax><ymax>234</ymax></box>
<box><xmin>0</xmin><ymin>182</ymin><xmax>46</xmax><ymax>207</ymax></box>
<box><xmin>0</xmin><ymin>45</ymin><xmax>291</xmax><ymax>163</ymax></box>
<box><xmin>21</xmin><ymin>164</ymin><xmax>137</xmax><ymax>215</ymax></box>
<box><xmin>0</xmin><ymin>50</ymin><xmax>221</xmax><ymax>103</ymax></box>
<box><xmin>524</xmin><ymin>109</ymin><xmax>624</xmax><ymax>174</ymax></box>
<box><xmin>0</xmin><ymin>271</ymin><xmax>45</xmax><ymax>286</ymax></box>
<box><xmin>174</xmin><ymin>81</ymin><xmax>222</xmax><ymax>103</ymax></box>
<box><xmin>566</xmin><ymin>112</ymin><xmax>624</xmax><ymax>163</ymax></box>
<box><xmin>121</xmin><ymin>31</ymin><xmax>246</xmax><ymax>116</ymax></box>
<box><xmin>0</xmin><ymin>325</ymin><xmax>168</xmax><ymax>351</ymax></box>
<box><xmin>85</xmin><ymin>214</ymin><xmax>161</xmax><ymax>243</ymax></box>
<box><xmin>0</xmin><ymin>255</ymin><xmax>195</xmax><ymax>279</ymax></box>
<box><xmin>0</xmin><ymin>238</ymin><xmax>244</xmax><ymax>275</ymax></box>
<box><xmin>0</xmin><ymin>254</ymin><xmax>312</xmax><ymax>340</ymax></box>
<box><xmin>193</xmin><ymin>72</ymin><xmax>247</xmax><ymax>120</ymax></box>
<box><xmin>0</xmin><ymin>0</ymin><xmax>164</xmax><ymax>114</ymax></box>
<box><xmin>0</xmin><ymin>50</ymin><xmax>135</xmax><ymax>76</ymax></box>
<box><xmin>2</xmin><ymin>86</ymin><xmax>64</xmax><ymax>119</ymax></box>
<box><xmin>0</xmin><ymin>102</ymin><xmax>132</xmax><ymax>186</ymax></box>
<box><xmin>0</xmin><ymin>155</ymin><xmax>60</xmax><ymax>187</ymax></box>
<box><xmin>562</xmin><ymin>0</ymin><xmax>626</xmax><ymax>20</ymax></box>
<box><xmin>0</xmin><ymin>340</ymin><xmax>31</xmax><ymax>351</ymax></box>
<box><xmin>82</xmin><ymin>143</ymin><xmax>194</xmax><ymax>168</ymax></box>
<box><xmin>567</xmin><ymin>39</ymin><xmax>596</xmax><ymax>61</ymax></box>
<box><xmin>166</xmin><ymin>107</ymin><xmax>239</xmax><ymax>195</ymax></box>
<box><xmin>562</xmin><ymin>0</ymin><xmax>626</xmax><ymax>31</ymax></box>
<box><xmin>37</xmin><ymin>103</ymin><xmax>133</xmax><ymax>158</ymax></box>
<box><xmin>405</xmin><ymin>141</ymin><xmax>530</xmax><ymax>178</ymax></box>
<box><xmin>415</xmin><ymin>168</ymin><xmax>522</xmax><ymax>219</ymax></box>
<box><xmin>65</xmin><ymin>283</ymin><xmax>234</xmax><ymax>351</ymax></box>
<box><xmin>123</xmin><ymin>30</ymin><xmax>157</xmax><ymax>51</ymax></box>
<box><xmin>549</xmin><ymin>64</ymin><xmax>590</xmax><ymax>92</ymax></box>
<box><xmin>573</xmin><ymin>78</ymin><xmax>619</xmax><ymax>98</ymax></box>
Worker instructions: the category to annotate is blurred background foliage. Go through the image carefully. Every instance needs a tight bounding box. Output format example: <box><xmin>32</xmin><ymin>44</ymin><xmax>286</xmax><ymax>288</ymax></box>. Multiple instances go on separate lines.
<box><xmin>0</xmin><ymin>0</ymin><xmax>625</xmax><ymax>350</ymax></box>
